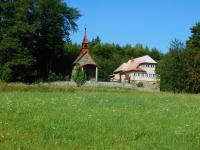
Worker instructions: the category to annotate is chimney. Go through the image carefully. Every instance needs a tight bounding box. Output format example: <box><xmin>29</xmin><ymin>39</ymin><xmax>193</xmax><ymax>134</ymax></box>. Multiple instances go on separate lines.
<box><xmin>131</xmin><ymin>57</ymin><xmax>134</xmax><ymax>62</ymax></box>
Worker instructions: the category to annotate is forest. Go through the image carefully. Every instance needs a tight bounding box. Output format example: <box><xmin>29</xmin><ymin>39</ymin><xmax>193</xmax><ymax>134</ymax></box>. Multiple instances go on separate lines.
<box><xmin>0</xmin><ymin>0</ymin><xmax>199</xmax><ymax>93</ymax></box>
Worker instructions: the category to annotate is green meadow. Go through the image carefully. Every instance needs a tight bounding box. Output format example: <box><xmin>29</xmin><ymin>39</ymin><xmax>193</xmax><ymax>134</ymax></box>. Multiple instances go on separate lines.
<box><xmin>0</xmin><ymin>85</ymin><xmax>200</xmax><ymax>149</ymax></box>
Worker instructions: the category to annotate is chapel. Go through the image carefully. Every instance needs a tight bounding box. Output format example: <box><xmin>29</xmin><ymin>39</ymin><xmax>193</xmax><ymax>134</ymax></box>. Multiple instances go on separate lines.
<box><xmin>73</xmin><ymin>29</ymin><xmax>98</xmax><ymax>81</ymax></box>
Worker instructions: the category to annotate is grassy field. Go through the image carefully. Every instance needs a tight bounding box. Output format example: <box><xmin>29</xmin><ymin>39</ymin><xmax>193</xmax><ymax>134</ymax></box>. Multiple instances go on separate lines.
<box><xmin>0</xmin><ymin>87</ymin><xmax>200</xmax><ymax>149</ymax></box>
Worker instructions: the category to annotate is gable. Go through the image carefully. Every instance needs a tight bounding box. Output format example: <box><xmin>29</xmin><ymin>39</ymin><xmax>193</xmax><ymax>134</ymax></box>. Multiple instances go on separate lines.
<box><xmin>75</xmin><ymin>52</ymin><xmax>97</xmax><ymax>66</ymax></box>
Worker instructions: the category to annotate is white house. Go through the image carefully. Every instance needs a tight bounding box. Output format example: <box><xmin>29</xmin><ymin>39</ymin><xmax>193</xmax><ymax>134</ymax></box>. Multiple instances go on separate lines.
<box><xmin>111</xmin><ymin>55</ymin><xmax>158</xmax><ymax>83</ymax></box>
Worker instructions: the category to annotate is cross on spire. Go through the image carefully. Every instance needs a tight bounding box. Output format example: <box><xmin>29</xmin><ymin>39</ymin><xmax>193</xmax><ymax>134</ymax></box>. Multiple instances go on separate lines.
<box><xmin>84</xmin><ymin>24</ymin><xmax>87</xmax><ymax>34</ymax></box>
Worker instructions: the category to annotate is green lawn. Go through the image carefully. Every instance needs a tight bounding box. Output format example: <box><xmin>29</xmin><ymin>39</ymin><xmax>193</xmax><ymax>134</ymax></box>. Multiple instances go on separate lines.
<box><xmin>0</xmin><ymin>90</ymin><xmax>200</xmax><ymax>149</ymax></box>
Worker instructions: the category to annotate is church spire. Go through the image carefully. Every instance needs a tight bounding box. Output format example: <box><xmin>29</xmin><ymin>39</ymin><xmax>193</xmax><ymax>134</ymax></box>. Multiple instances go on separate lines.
<box><xmin>81</xmin><ymin>28</ymin><xmax>89</xmax><ymax>53</ymax></box>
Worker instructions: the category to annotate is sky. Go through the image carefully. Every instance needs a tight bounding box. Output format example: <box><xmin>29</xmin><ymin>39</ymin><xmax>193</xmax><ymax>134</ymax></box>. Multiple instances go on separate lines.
<box><xmin>67</xmin><ymin>0</ymin><xmax>200</xmax><ymax>53</ymax></box>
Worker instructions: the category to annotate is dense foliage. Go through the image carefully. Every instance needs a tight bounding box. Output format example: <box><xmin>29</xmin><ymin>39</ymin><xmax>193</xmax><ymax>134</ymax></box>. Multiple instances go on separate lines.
<box><xmin>158</xmin><ymin>23</ymin><xmax>200</xmax><ymax>93</ymax></box>
<box><xmin>157</xmin><ymin>40</ymin><xmax>187</xmax><ymax>92</ymax></box>
<box><xmin>0</xmin><ymin>0</ymin><xmax>80</xmax><ymax>82</ymax></box>
<box><xmin>185</xmin><ymin>23</ymin><xmax>200</xmax><ymax>93</ymax></box>
<box><xmin>72</xmin><ymin>65</ymin><xmax>86</xmax><ymax>87</ymax></box>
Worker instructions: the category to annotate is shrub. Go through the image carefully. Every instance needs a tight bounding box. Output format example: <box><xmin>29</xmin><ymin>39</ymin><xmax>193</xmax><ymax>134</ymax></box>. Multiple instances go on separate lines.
<box><xmin>137</xmin><ymin>82</ymin><xmax>144</xmax><ymax>88</ymax></box>
<box><xmin>0</xmin><ymin>65</ymin><xmax>13</xmax><ymax>82</ymax></box>
<box><xmin>48</xmin><ymin>71</ymin><xmax>68</xmax><ymax>82</ymax></box>
<box><xmin>72</xmin><ymin>65</ymin><xmax>86</xmax><ymax>87</ymax></box>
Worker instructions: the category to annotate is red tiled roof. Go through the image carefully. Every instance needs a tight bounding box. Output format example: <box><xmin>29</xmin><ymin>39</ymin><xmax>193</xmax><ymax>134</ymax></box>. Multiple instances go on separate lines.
<box><xmin>73</xmin><ymin>30</ymin><xmax>97</xmax><ymax>67</ymax></box>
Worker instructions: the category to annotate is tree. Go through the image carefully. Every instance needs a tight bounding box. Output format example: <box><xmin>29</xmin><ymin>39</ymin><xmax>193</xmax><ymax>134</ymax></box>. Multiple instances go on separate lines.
<box><xmin>0</xmin><ymin>0</ymin><xmax>37</xmax><ymax>82</ymax></box>
<box><xmin>63</xmin><ymin>43</ymin><xmax>80</xmax><ymax>77</ymax></box>
<box><xmin>72</xmin><ymin>65</ymin><xmax>86</xmax><ymax>87</ymax></box>
<box><xmin>34</xmin><ymin>0</ymin><xmax>80</xmax><ymax>80</ymax></box>
<box><xmin>186</xmin><ymin>23</ymin><xmax>200</xmax><ymax>93</ymax></box>
<box><xmin>150</xmin><ymin>48</ymin><xmax>163</xmax><ymax>61</ymax></box>
<box><xmin>0</xmin><ymin>0</ymin><xmax>81</xmax><ymax>82</ymax></box>
<box><xmin>157</xmin><ymin>39</ymin><xmax>187</xmax><ymax>92</ymax></box>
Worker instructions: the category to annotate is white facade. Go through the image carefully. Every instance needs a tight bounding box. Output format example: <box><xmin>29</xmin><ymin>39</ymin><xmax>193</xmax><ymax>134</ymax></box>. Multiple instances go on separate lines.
<box><xmin>111</xmin><ymin>55</ymin><xmax>158</xmax><ymax>83</ymax></box>
<box><xmin>129</xmin><ymin>63</ymin><xmax>157</xmax><ymax>82</ymax></box>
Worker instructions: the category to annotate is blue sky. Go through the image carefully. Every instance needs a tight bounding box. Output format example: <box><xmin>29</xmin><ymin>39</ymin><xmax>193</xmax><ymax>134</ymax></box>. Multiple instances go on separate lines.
<box><xmin>67</xmin><ymin>0</ymin><xmax>200</xmax><ymax>52</ymax></box>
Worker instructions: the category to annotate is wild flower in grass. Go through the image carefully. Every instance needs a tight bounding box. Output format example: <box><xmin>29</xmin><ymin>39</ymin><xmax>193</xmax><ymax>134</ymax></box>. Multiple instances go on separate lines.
<box><xmin>175</xmin><ymin>126</ymin><xmax>185</xmax><ymax>135</ymax></box>
<box><xmin>72</xmin><ymin>104</ymin><xmax>77</xmax><ymax>107</ymax></box>
<box><xmin>51</xmin><ymin>98</ymin><xmax>57</xmax><ymax>105</ymax></box>
<box><xmin>6</xmin><ymin>98</ymin><xmax>13</xmax><ymax>111</ymax></box>
<box><xmin>185</xmin><ymin>124</ymin><xmax>190</xmax><ymax>127</ymax></box>
<box><xmin>175</xmin><ymin>130</ymin><xmax>183</xmax><ymax>135</ymax></box>
<box><xmin>88</xmin><ymin>114</ymin><xmax>92</xmax><ymax>119</ymax></box>
<box><xmin>112</xmin><ymin>109</ymin><xmax>116</xmax><ymax>113</ymax></box>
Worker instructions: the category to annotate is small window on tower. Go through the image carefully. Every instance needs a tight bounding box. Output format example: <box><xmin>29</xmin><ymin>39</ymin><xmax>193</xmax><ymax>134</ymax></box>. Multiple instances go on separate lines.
<box><xmin>84</xmin><ymin>44</ymin><xmax>87</xmax><ymax>48</ymax></box>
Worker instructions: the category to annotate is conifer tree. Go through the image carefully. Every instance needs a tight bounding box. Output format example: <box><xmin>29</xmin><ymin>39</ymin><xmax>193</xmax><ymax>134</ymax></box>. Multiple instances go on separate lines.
<box><xmin>186</xmin><ymin>23</ymin><xmax>200</xmax><ymax>93</ymax></box>
<box><xmin>0</xmin><ymin>0</ymin><xmax>80</xmax><ymax>82</ymax></box>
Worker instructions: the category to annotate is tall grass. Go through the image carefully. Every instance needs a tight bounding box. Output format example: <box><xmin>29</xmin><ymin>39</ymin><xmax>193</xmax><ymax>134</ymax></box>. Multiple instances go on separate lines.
<box><xmin>0</xmin><ymin>83</ymin><xmax>199</xmax><ymax>149</ymax></box>
<box><xmin>0</xmin><ymin>82</ymin><xmax>140</xmax><ymax>93</ymax></box>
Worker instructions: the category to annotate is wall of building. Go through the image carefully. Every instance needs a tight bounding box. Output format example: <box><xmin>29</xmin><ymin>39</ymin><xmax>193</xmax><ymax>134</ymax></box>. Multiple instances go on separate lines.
<box><xmin>129</xmin><ymin>72</ymin><xmax>157</xmax><ymax>82</ymax></box>
<box><xmin>139</xmin><ymin>63</ymin><xmax>156</xmax><ymax>74</ymax></box>
<box><xmin>129</xmin><ymin>63</ymin><xmax>157</xmax><ymax>82</ymax></box>
<box><xmin>112</xmin><ymin>63</ymin><xmax>157</xmax><ymax>83</ymax></box>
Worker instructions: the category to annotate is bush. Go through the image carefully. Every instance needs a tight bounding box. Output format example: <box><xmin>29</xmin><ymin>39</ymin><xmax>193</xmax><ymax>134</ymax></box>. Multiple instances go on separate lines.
<box><xmin>137</xmin><ymin>82</ymin><xmax>144</xmax><ymax>88</ymax></box>
<box><xmin>48</xmin><ymin>71</ymin><xmax>69</xmax><ymax>82</ymax></box>
<box><xmin>0</xmin><ymin>65</ymin><xmax>13</xmax><ymax>82</ymax></box>
<box><xmin>72</xmin><ymin>65</ymin><xmax>86</xmax><ymax>87</ymax></box>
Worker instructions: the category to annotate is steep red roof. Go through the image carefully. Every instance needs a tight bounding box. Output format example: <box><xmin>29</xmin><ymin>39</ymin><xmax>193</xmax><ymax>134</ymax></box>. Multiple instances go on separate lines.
<box><xmin>81</xmin><ymin>30</ymin><xmax>89</xmax><ymax>53</ymax></box>
<box><xmin>83</xmin><ymin>32</ymin><xmax>89</xmax><ymax>44</ymax></box>
<box><xmin>73</xmin><ymin>30</ymin><xmax>97</xmax><ymax>67</ymax></box>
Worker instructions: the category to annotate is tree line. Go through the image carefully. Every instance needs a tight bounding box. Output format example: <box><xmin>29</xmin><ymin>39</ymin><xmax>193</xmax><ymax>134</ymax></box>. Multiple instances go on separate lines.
<box><xmin>0</xmin><ymin>0</ymin><xmax>80</xmax><ymax>82</ymax></box>
<box><xmin>0</xmin><ymin>0</ymin><xmax>199</xmax><ymax>93</ymax></box>
<box><xmin>157</xmin><ymin>23</ymin><xmax>200</xmax><ymax>93</ymax></box>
